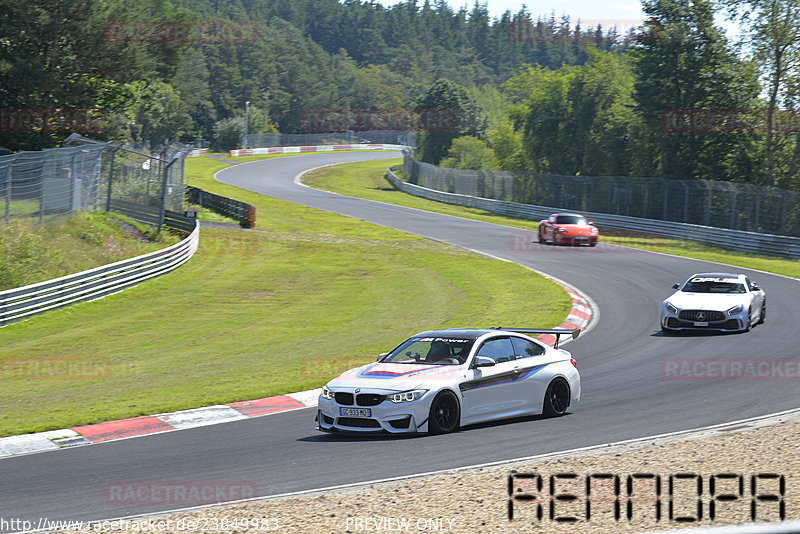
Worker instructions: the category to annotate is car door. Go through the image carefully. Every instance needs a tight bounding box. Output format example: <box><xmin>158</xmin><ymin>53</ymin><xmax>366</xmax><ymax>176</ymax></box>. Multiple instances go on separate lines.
<box><xmin>460</xmin><ymin>337</ymin><xmax>530</xmax><ymax>423</ymax></box>
<box><xmin>509</xmin><ymin>336</ymin><xmax>551</xmax><ymax>411</ymax></box>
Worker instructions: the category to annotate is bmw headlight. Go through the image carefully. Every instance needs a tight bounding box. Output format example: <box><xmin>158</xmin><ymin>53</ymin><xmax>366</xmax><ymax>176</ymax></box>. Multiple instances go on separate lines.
<box><xmin>727</xmin><ymin>304</ymin><xmax>743</xmax><ymax>316</ymax></box>
<box><xmin>389</xmin><ymin>389</ymin><xmax>427</xmax><ymax>403</ymax></box>
<box><xmin>321</xmin><ymin>386</ymin><xmax>335</xmax><ymax>400</ymax></box>
<box><xmin>665</xmin><ymin>302</ymin><xmax>678</xmax><ymax>314</ymax></box>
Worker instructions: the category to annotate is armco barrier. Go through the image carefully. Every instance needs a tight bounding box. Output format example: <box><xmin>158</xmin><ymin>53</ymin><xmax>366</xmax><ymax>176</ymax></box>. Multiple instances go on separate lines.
<box><xmin>385</xmin><ymin>166</ymin><xmax>800</xmax><ymax>259</ymax></box>
<box><xmin>0</xmin><ymin>220</ymin><xmax>199</xmax><ymax>326</ymax></box>
<box><xmin>186</xmin><ymin>186</ymin><xmax>255</xmax><ymax>228</ymax></box>
<box><xmin>109</xmin><ymin>199</ymin><xmax>197</xmax><ymax>233</ymax></box>
<box><xmin>230</xmin><ymin>144</ymin><xmax>406</xmax><ymax>156</ymax></box>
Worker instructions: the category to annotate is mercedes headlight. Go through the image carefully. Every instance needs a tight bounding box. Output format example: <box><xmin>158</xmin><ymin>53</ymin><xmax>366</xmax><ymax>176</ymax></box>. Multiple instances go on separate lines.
<box><xmin>727</xmin><ymin>304</ymin><xmax>743</xmax><ymax>316</ymax></box>
<box><xmin>665</xmin><ymin>302</ymin><xmax>678</xmax><ymax>314</ymax></box>
<box><xmin>389</xmin><ymin>389</ymin><xmax>427</xmax><ymax>403</ymax></box>
<box><xmin>321</xmin><ymin>386</ymin><xmax>335</xmax><ymax>400</ymax></box>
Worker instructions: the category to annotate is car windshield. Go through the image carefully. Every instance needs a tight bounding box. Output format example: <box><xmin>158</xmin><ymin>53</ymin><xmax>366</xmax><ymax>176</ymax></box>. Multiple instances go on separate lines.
<box><xmin>555</xmin><ymin>216</ymin><xmax>587</xmax><ymax>225</ymax></box>
<box><xmin>381</xmin><ymin>336</ymin><xmax>474</xmax><ymax>365</ymax></box>
<box><xmin>682</xmin><ymin>279</ymin><xmax>746</xmax><ymax>293</ymax></box>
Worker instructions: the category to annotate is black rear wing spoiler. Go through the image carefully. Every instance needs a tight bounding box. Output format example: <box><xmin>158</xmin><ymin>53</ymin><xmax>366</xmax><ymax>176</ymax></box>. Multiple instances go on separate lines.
<box><xmin>491</xmin><ymin>327</ymin><xmax>581</xmax><ymax>349</ymax></box>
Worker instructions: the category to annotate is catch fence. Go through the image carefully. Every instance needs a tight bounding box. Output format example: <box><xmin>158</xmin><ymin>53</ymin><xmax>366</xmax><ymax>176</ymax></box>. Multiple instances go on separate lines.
<box><xmin>243</xmin><ymin>130</ymin><xmax>415</xmax><ymax>149</ymax></box>
<box><xmin>403</xmin><ymin>154</ymin><xmax>800</xmax><ymax>237</ymax></box>
<box><xmin>1</xmin><ymin>136</ymin><xmax>193</xmax><ymax>230</ymax></box>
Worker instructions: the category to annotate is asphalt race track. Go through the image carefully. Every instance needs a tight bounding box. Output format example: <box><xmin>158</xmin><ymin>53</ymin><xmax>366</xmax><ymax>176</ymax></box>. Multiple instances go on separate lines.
<box><xmin>2</xmin><ymin>151</ymin><xmax>800</xmax><ymax>528</ymax></box>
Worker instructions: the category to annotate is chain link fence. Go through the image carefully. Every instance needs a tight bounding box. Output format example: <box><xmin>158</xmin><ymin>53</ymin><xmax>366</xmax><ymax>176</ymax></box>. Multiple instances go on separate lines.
<box><xmin>1</xmin><ymin>144</ymin><xmax>108</xmax><ymax>222</ymax></box>
<box><xmin>99</xmin><ymin>142</ymin><xmax>188</xmax><ymax>217</ymax></box>
<box><xmin>1</xmin><ymin>136</ymin><xmax>190</xmax><ymax>228</ymax></box>
<box><xmin>244</xmin><ymin>130</ymin><xmax>415</xmax><ymax>149</ymax></box>
<box><xmin>403</xmin><ymin>154</ymin><xmax>800</xmax><ymax>237</ymax></box>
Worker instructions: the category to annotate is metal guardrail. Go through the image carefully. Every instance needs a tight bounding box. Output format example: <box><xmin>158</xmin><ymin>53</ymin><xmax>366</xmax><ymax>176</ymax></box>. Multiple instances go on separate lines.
<box><xmin>186</xmin><ymin>186</ymin><xmax>256</xmax><ymax>228</ymax></box>
<box><xmin>386</xmin><ymin>166</ymin><xmax>800</xmax><ymax>259</ymax></box>
<box><xmin>109</xmin><ymin>199</ymin><xmax>197</xmax><ymax>233</ymax></box>
<box><xmin>0</xmin><ymin>220</ymin><xmax>199</xmax><ymax>326</ymax></box>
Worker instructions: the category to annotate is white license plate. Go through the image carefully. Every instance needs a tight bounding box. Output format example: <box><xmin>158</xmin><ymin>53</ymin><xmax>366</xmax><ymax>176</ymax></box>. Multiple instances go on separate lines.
<box><xmin>340</xmin><ymin>407</ymin><xmax>371</xmax><ymax>417</ymax></box>
<box><xmin>693</xmin><ymin>321</ymin><xmax>708</xmax><ymax>327</ymax></box>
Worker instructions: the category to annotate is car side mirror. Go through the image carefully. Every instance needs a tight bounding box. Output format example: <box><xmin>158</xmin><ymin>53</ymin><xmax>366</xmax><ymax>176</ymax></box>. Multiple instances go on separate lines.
<box><xmin>588</xmin><ymin>221</ymin><xmax>594</xmax><ymax>225</ymax></box>
<box><xmin>752</xmin><ymin>284</ymin><xmax>760</xmax><ymax>291</ymax></box>
<box><xmin>473</xmin><ymin>356</ymin><xmax>496</xmax><ymax>368</ymax></box>
<box><xmin>377</xmin><ymin>352</ymin><xmax>388</xmax><ymax>361</ymax></box>
<box><xmin>672</xmin><ymin>283</ymin><xmax>680</xmax><ymax>289</ymax></box>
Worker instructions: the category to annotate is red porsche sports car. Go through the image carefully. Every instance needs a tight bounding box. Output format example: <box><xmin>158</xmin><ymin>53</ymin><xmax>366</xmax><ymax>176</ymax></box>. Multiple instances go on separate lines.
<box><xmin>538</xmin><ymin>213</ymin><xmax>599</xmax><ymax>246</ymax></box>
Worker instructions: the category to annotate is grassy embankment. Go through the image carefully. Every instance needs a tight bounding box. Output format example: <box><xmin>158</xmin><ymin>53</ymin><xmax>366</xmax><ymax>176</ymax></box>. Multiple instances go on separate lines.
<box><xmin>0</xmin><ymin>212</ymin><xmax>177</xmax><ymax>291</ymax></box>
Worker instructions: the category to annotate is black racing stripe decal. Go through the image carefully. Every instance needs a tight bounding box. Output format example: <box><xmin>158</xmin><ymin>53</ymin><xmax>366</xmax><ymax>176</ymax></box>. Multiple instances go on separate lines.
<box><xmin>459</xmin><ymin>364</ymin><xmax>546</xmax><ymax>392</ymax></box>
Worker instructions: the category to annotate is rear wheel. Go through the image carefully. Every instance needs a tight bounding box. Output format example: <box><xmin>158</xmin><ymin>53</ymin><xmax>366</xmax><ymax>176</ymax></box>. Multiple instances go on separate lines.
<box><xmin>428</xmin><ymin>391</ymin><xmax>460</xmax><ymax>434</ymax></box>
<box><xmin>542</xmin><ymin>378</ymin><xmax>570</xmax><ymax>417</ymax></box>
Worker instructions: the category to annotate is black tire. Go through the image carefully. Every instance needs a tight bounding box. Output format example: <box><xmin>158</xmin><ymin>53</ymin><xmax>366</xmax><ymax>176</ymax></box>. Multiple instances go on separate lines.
<box><xmin>757</xmin><ymin>301</ymin><xmax>766</xmax><ymax>324</ymax></box>
<box><xmin>542</xmin><ymin>378</ymin><xmax>570</xmax><ymax>417</ymax></box>
<box><xmin>428</xmin><ymin>390</ymin><xmax>460</xmax><ymax>434</ymax></box>
<box><xmin>742</xmin><ymin>311</ymin><xmax>752</xmax><ymax>332</ymax></box>
<box><xmin>537</xmin><ymin>228</ymin><xmax>545</xmax><ymax>244</ymax></box>
<box><xmin>589</xmin><ymin>241</ymin><xmax>597</xmax><ymax>247</ymax></box>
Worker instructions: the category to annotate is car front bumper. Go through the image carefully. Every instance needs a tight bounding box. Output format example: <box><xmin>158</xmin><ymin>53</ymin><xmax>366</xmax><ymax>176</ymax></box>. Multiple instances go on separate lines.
<box><xmin>555</xmin><ymin>234</ymin><xmax>597</xmax><ymax>245</ymax></box>
<box><xmin>316</xmin><ymin>393</ymin><xmax>433</xmax><ymax>433</ymax></box>
<box><xmin>661</xmin><ymin>308</ymin><xmax>748</xmax><ymax>332</ymax></box>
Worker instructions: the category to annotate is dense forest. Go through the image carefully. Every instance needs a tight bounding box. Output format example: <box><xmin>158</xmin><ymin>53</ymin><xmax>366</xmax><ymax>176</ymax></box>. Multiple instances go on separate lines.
<box><xmin>1</xmin><ymin>0</ymin><xmax>799</xmax><ymax>188</ymax></box>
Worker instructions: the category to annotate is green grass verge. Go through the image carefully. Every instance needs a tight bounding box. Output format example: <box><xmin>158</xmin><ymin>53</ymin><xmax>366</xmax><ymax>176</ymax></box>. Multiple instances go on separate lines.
<box><xmin>0</xmin><ymin>212</ymin><xmax>179</xmax><ymax>291</ymax></box>
<box><xmin>303</xmin><ymin>161</ymin><xmax>800</xmax><ymax>279</ymax></box>
<box><xmin>0</xmin><ymin>154</ymin><xmax>570</xmax><ymax>437</ymax></box>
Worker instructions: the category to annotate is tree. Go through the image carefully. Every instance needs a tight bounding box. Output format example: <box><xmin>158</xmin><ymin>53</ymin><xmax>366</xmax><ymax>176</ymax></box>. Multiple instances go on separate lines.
<box><xmin>632</xmin><ymin>0</ymin><xmax>761</xmax><ymax>181</ymax></box>
<box><xmin>440</xmin><ymin>136</ymin><xmax>497</xmax><ymax>169</ymax></box>
<box><xmin>414</xmin><ymin>79</ymin><xmax>488</xmax><ymax>166</ymax></box>
<box><xmin>717</xmin><ymin>0</ymin><xmax>800</xmax><ymax>186</ymax></box>
<box><xmin>212</xmin><ymin>117</ymin><xmax>243</xmax><ymax>152</ymax></box>
<box><xmin>124</xmin><ymin>81</ymin><xmax>192</xmax><ymax>146</ymax></box>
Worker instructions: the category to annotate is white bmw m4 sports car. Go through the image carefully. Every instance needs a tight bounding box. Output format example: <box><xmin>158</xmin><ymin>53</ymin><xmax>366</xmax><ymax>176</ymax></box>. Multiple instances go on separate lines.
<box><xmin>316</xmin><ymin>328</ymin><xmax>581</xmax><ymax>434</ymax></box>
<box><xmin>661</xmin><ymin>272</ymin><xmax>766</xmax><ymax>333</ymax></box>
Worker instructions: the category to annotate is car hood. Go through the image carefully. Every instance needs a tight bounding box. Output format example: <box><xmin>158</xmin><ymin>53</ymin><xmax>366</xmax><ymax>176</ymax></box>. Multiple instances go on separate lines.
<box><xmin>666</xmin><ymin>291</ymin><xmax>750</xmax><ymax>310</ymax></box>
<box><xmin>558</xmin><ymin>224</ymin><xmax>595</xmax><ymax>235</ymax></box>
<box><xmin>327</xmin><ymin>362</ymin><xmax>463</xmax><ymax>392</ymax></box>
